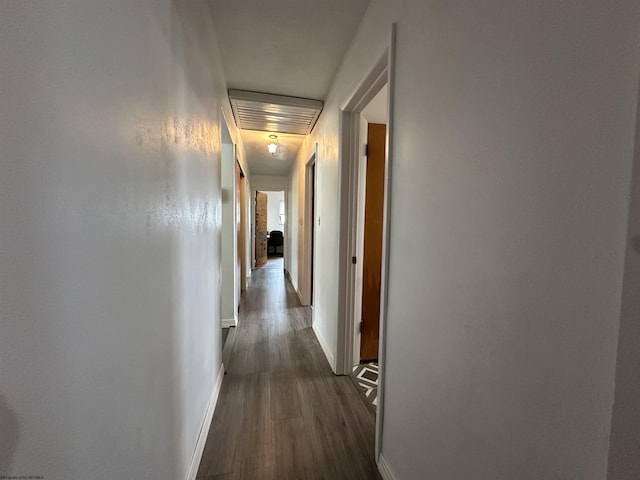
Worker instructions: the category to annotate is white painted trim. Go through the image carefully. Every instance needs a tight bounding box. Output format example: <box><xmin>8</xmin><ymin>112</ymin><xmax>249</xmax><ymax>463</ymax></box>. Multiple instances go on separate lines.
<box><xmin>337</xmin><ymin>47</ymin><xmax>391</xmax><ymax>376</ymax></box>
<box><xmin>377</xmin><ymin>453</ymin><xmax>397</xmax><ymax>480</ymax></box>
<box><xmin>237</xmin><ymin>153</ymin><xmax>249</xmax><ymax>294</ymax></box>
<box><xmin>352</xmin><ymin>114</ymin><xmax>368</xmax><ymax>366</ymax></box>
<box><xmin>302</xmin><ymin>146</ymin><xmax>318</xmax><ymax>307</ymax></box>
<box><xmin>184</xmin><ymin>363</ymin><xmax>225</xmax><ymax>480</ymax></box>
<box><xmin>375</xmin><ymin>23</ymin><xmax>397</xmax><ymax>461</ymax></box>
<box><xmin>312</xmin><ymin>321</ymin><xmax>335</xmax><ymax>370</ymax></box>
<box><xmin>336</xmin><ymin>110</ymin><xmax>360</xmax><ymax>375</ymax></box>
<box><xmin>221</xmin><ymin>317</ymin><xmax>237</xmax><ymax>328</ymax></box>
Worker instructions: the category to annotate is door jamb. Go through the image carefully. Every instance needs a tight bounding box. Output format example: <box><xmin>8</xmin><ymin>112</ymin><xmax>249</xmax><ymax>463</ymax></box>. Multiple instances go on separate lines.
<box><xmin>335</xmin><ymin>24</ymin><xmax>396</xmax><ymax>463</ymax></box>
<box><xmin>303</xmin><ymin>145</ymin><xmax>319</xmax><ymax>306</ymax></box>
<box><xmin>237</xmin><ymin>156</ymin><xmax>247</xmax><ymax>292</ymax></box>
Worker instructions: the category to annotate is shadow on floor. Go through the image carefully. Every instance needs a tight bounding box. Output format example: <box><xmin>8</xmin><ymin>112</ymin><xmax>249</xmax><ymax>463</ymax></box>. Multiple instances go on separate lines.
<box><xmin>0</xmin><ymin>394</ymin><xmax>19</xmax><ymax>474</ymax></box>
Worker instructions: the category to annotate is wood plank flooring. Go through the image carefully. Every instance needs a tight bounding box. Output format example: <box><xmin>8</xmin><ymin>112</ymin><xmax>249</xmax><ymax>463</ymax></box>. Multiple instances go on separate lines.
<box><xmin>196</xmin><ymin>263</ymin><xmax>381</xmax><ymax>480</ymax></box>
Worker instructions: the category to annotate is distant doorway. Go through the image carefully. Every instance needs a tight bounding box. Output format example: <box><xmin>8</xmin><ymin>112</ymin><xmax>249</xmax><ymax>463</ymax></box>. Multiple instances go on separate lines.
<box><xmin>254</xmin><ymin>189</ymin><xmax>286</xmax><ymax>268</ymax></box>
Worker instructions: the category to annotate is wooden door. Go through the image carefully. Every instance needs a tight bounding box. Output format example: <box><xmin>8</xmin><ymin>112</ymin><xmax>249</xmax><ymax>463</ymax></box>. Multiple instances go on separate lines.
<box><xmin>360</xmin><ymin>123</ymin><xmax>386</xmax><ymax>361</ymax></box>
<box><xmin>255</xmin><ymin>191</ymin><xmax>268</xmax><ymax>267</ymax></box>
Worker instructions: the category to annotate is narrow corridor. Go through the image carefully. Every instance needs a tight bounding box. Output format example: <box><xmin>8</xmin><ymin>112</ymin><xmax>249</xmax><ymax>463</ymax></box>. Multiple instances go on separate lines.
<box><xmin>196</xmin><ymin>264</ymin><xmax>381</xmax><ymax>479</ymax></box>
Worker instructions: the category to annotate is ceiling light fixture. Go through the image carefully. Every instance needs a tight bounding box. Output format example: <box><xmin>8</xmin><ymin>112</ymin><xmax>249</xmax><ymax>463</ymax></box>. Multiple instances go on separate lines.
<box><xmin>267</xmin><ymin>134</ymin><xmax>279</xmax><ymax>157</ymax></box>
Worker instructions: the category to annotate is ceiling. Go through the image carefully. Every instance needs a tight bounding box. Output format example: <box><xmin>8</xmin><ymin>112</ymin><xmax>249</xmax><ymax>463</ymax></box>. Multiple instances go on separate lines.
<box><xmin>240</xmin><ymin>130</ymin><xmax>306</xmax><ymax>176</ymax></box>
<box><xmin>208</xmin><ymin>0</ymin><xmax>371</xmax><ymax>176</ymax></box>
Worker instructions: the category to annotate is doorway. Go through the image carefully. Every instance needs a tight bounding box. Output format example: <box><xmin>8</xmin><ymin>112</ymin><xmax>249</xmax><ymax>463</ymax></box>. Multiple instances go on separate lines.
<box><xmin>220</xmin><ymin>120</ymin><xmax>239</xmax><ymax>329</ymax></box>
<box><xmin>236</xmin><ymin>159</ymin><xmax>247</xmax><ymax>293</ymax></box>
<box><xmin>304</xmin><ymin>148</ymin><xmax>318</xmax><ymax>307</ymax></box>
<box><xmin>337</xmin><ymin>49</ymin><xmax>393</xmax><ymax>372</ymax></box>
<box><xmin>357</xmin><ymin>121</ymin><xmax>387</xmax><ymax>362</ymax></box>
<box><xmin>335</xmin><ymin>27</ymin><xmax>396</xmax><ymax>464</ymax></box>
<box><xmin>254</xmin><ymin>189</ymin><xmax>286</xmax><ymax>269</ymax></box>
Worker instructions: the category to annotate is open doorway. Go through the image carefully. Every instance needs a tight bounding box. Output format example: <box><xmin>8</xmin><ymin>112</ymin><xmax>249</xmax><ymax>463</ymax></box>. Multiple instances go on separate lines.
<box><xmin>337</xmin><ymin>48</ymin><xmax>392</xmax><ymax>374</ymax></box>
<box><xmin>254</xmin><ymin>189</ymin><xmax>286</xmax><ymax>269</ymax></box>
<box><xmin>348</xmin><ymin>86</ymin><xmax>388</xmax><ymax>412</ymax></box>
<box><xmin>353</xmin><ymin>85</ymin><xmax>388</xmax><ymax>368</ymax></box>
<box><xmin>221</xmin><ymin>121</ymin><xmax>237</xmax><ymax>328</ymax></box>
<box><xmin>220</xmin><ymin>118</ymin><xmax>248</xmax><ymax>369</ymax></box>
<box><xmin>304</xmin><ymin>148</ymin><xmax>318</xmax><ymax>307</ymax></box>
<box><xmin>236</xmin><ymin>158</ymin><xmax>247</xmax><ymax>293</ymax></box>
<box><xmin>353</xmin><ymin>86</ymin><xmax>388</xmax><ymax>363</ymax></box>
<box><xmin>335</xmin><ymin>29</ymin><xmax>396</xmax><ymax>467</ymax></box>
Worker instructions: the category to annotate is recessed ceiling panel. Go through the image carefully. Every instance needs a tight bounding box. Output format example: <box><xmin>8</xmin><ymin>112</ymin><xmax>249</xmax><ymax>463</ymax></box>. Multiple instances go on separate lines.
<box><xmin>229</xmin><ymin>89</ymin><xmax>323</xmax><ymax>135</ymax></box>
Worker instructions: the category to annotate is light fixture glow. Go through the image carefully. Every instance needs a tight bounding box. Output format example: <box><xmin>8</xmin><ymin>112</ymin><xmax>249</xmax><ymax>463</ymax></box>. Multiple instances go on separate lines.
<box><xmin>267</xmin><ymin>134</ymin><xmax>279</xmax><ymax>157</ymax></box>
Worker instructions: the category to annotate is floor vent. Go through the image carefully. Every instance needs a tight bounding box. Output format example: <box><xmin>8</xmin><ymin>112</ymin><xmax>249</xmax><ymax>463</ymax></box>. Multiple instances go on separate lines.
<box><xmin>228</xmin><ymin>89</ymin><xmax>323</xmax><ymax>135</ymax></box>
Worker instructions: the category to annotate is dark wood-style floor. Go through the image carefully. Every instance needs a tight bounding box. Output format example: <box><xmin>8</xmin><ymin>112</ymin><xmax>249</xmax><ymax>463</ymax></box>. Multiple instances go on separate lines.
<box><xmin>196</xmin><ymin>261</ymin><xmax>381</xmax><ymax>480</ymax></box>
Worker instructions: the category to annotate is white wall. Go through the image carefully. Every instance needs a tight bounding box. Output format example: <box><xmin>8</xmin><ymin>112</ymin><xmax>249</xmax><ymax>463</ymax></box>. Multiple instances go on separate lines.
<box><xmin>288</xmin><ymin>0</ymin><xmax>398</xmax><ymax>372</ymax></box>
<box><xmin>252</xmin><ymin>174</ymin><xmax>289</xmax><ymax>190</ymax></box>
<box><xmin>0</xmin><ymin>2</ymin><xmax>240</xmax><ymax>479</ymax></box>
<box><xmin>607</xmin><ymin>81</ymin><xmax>640</xmax><ymax>479</ymax></box>
<box><xmin>265</xmin><ymin>191</ymin><xmax>285</xmax><ymax>233</ymax></box>
<box><xmin>287</xmin><ymin>163</ymin><xmax>302</xmax><ymax>300</ymax></box>
<box><xmin>288</xmin><ymin>0</ymin><xmax>640</xmax><ymax>478</ymax></box>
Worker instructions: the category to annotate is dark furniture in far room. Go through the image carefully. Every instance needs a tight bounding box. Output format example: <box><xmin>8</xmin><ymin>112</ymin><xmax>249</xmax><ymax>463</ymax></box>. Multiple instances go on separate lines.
<box><xmin>268</xmin><ymin>230</ymin><xmax>284</xmax><ymax>257</ymax></box>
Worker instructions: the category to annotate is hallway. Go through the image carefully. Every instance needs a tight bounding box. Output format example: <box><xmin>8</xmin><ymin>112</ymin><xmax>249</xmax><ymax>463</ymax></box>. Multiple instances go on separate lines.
<box><xmin>196</xmin><ymin>266</ymin><xmax>381</xmax><ymax>479</ymax></box>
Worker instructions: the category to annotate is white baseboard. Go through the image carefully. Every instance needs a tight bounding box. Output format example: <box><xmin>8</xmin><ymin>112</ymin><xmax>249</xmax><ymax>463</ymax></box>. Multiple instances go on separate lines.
<box><xmin>295</xmin><ymin>287</ymin><xmax>304</xmax><ymax>305</ymax></box>
<box><xmin>312</xmin><ymin>322</ymin><xmax>335</xmax><ymax>371</ymax></box>
<box><xmin>377</xmin><ymin>453</ymin><xmax>396</xmax><ymax>480</ymax></box>
<box><xmin>284</xmin><ymin>268</ymin><xmax>293</xmax><ymax>286</ymax></box>
<box><xmin>221</xmin><ymin>317</ymin><xmax>236</xmax><ymax>328</ymax></box>
<box><xmin>184</xmin><ymin>363</ymin><xmax>225</xmax><ymax>480</ymax></box>
<box><xmin>284</xmin><ymin>269</ymin><xmax>305</xmax><ymax>305</ymax></box>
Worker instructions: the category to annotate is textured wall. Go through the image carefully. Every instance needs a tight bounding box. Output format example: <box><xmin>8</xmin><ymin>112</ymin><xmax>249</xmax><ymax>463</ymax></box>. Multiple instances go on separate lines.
<box><xmin>0</xmin><ymin>2</ymin><xmax>233</xmax><ymax>478</ymax></box>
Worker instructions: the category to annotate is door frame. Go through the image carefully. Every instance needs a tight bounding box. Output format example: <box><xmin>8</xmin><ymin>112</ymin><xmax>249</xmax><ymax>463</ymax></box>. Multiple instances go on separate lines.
<box><xmin>251</xmin><ymin>187</ymin><xmax>289</xmax><ymax>270</ymax></box>
<box><xmin>303</xmin><ymin>145</ymin><xmax>319</xmax><ymax>306</ymax></box>
<box><xmin>237</xmin><ymin>157</ymin><xmax>247</xmax><ymax>292</ymax></box>
<box><xmin>335</xmin><ymin>24</ymin><xmax>396</xmax><ymax>462</ymax></box>
<box><xmin>220</xmin><ymin>119</ymin><xmax>239</xmax><ymax>328</ymax></box>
